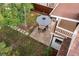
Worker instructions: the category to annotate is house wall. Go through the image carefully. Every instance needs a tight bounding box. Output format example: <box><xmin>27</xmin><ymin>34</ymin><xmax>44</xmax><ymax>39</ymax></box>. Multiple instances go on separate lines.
<box><xmin>67</xmin><ymin>24</ymin><xmax>79</xmax><ymax>56</ymax></box>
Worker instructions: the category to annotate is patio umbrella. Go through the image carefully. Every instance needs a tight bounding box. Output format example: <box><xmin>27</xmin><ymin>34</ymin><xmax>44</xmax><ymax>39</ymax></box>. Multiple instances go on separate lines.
<box><xmin>36</xmin><ymin>15</ymin><xmax>51</xmax><ymax>26</ymax></box>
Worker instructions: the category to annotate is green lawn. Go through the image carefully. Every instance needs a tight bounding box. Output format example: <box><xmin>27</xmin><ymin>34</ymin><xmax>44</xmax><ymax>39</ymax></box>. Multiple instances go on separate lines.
<box><xmin>0</xmin><ymin>26</ymin><xmax>53</xmax><ymax>56</ymax></box>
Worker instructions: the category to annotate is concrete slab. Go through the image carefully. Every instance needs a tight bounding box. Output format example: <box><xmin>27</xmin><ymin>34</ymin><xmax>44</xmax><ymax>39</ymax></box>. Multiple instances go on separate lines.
<box><xmin>30</xmin><ymin>27</ymin><xmax>51</xmax><ymax>46</ymax></box>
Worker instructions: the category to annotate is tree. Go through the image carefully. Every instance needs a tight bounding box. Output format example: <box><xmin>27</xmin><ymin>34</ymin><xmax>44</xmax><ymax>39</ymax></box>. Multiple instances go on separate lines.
<box><xmin>0</xmin><ymin>3</ymin><xmax>34</xmax><ymax>27</ymax></box>
<box><xmin>15</xmin><ymin>3</ymin><xmax>34</xmax><ymax>25</ymax></box>
<box><xmin>0</xmin><ymin>4</ymin><xmax>21</xmax><ymax>26</ymax></box>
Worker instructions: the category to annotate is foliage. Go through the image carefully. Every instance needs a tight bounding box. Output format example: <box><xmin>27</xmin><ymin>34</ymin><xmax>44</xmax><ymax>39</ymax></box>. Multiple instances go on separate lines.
<box><xmin>0</xmin><ymin>42</ymin><xmax>12</xmax><ymax>56</ymax></box>
<box><xmin>43</xmin><ymin>47</ymin><xmax>53</xmax><ymax>56</ymax></box>
<box><xmin>0</xmin><ymin>41</ymin><xmax>20</xmax><ymax>56</ymax></box>
<box><xmin>22</xmin><ymin>3</ymin><xmax>34</xmax><ymax>24</ymax></box>
<box><xmin>0</xmin><ymin>3</ymin><xmax>34</xmax><ymax>26</ymax></box>
<box><xmin>0</xmin><ymin>14</ymin><xmax>6</xmax><ymax>26</ymax></box>
<box><xmin>26</xmin><ymin>12</ymin><xmax>39</xmax><ymax>25</ymax></box>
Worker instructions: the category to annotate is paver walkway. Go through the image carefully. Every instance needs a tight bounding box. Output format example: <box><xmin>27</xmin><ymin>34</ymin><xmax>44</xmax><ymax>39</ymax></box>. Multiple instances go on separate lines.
<box><xmin>9</xmin><ymin>25</ymin><xmax>29</xmax><ymax>36</ymax></box>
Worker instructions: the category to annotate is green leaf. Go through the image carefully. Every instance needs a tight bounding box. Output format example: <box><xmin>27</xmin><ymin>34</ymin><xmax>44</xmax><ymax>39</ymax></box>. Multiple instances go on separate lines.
<box><xmin>0</xmin><ymin>42</ymin><xmax>12</xmax><ymax>56</ymax></box>
<box><xmin>0</xmin><ymin>42</ymin><xmax>6</xmax><ymax>49</ymax></box>
<box><xmin>0</xmin><ymin>3</ymin><xmax>34</xmax><ymax>26</ymax></box>
<box><xmin>4</xmin><ymin>47</ymin><xmax>12</xmax><ymax>53</ymax></box>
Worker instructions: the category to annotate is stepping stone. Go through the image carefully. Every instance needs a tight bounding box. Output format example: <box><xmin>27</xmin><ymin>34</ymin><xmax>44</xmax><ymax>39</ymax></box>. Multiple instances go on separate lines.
<box><xmin>23</xmin><ymin>31</ymin><xmax>26</xmax><ymax>33</ymax></box>
<box><xmin>22</xmin><ymin>30</ymin><xmax>25</xmax><ymax>33</ymax></box>
<box><xmin>20</xmin><ymin>30</ymin><xmax>27</xmax><ymax>35</ymax></box>
<box><xmin>0</xmin><ymin>27</ymin><xmax>1</xmax><ymax>29</ymax></box>
<box><xmin>10</xmin><ymin>26</ymin><xmax>17</xmax><ymax>30</ymax></box>
<box><xmin>20</xmin><ymin>30</ymin><xmax>23</xmax><ymax>33</ymax></box>
<box><xmin>17</xmin><ymin>28</ymin><xmax>21</xmax><ymax>31</ymax></box>
<box><xmin>25</xmin><ymin>32</ymin><xmax>29</xmax><ymax>35</ymax></box>
<box><xmin>9</xmin><ymin>25</ymin><xmax>29</xmax><ymax>36</ymax></box>
<box><xmin>21</xmin><ymin>30</ymin><xmax>24</xmax><ymax>33</ymax></box>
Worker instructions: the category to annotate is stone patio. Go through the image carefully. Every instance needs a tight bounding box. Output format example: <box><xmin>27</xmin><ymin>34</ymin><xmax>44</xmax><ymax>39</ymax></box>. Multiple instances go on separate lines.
<box><xmin>30</xmin><ymin>27</ymin><xmax>51</xmax><ymax>46</ymax></box>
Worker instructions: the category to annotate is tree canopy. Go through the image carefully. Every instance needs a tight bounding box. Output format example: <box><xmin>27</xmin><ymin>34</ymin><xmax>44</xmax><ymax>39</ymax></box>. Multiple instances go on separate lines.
<box><xmin>0</xmin><ymin>3</ymin><xmax>34</xmax><ymax>27</ymax></box>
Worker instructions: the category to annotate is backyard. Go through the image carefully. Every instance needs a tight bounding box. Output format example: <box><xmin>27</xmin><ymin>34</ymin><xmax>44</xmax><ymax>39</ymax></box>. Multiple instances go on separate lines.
<box><xmin>0</xmin><ymin>26</ymin><xmax>54</xmax><ymax>56</ymax></box>
<box><xmin>0</xmin><ymin>3</ymin><xmax>57</xmax><ymax>56</ymax></box>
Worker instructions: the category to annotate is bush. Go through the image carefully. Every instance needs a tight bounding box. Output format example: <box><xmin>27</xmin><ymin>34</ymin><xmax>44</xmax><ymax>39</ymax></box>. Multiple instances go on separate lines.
<box><xmin>0</xmin><ymin>42</ymin><xmax>12</xmax><ymax>56</ymax></box>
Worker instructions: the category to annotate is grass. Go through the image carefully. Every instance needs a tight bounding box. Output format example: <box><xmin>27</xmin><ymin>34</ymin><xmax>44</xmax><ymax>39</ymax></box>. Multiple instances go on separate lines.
<box><xmin>0</xmin><ymin>26</ymin><xmax>53</xmax><ymax>56</ymax></box>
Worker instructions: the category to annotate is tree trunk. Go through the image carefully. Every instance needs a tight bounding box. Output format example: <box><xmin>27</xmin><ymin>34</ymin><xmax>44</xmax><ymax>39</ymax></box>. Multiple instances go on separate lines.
<box><xmin>24</xmin><ymin>7</ymin><xmax>27</xmax><ymax>25</ymax></box>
